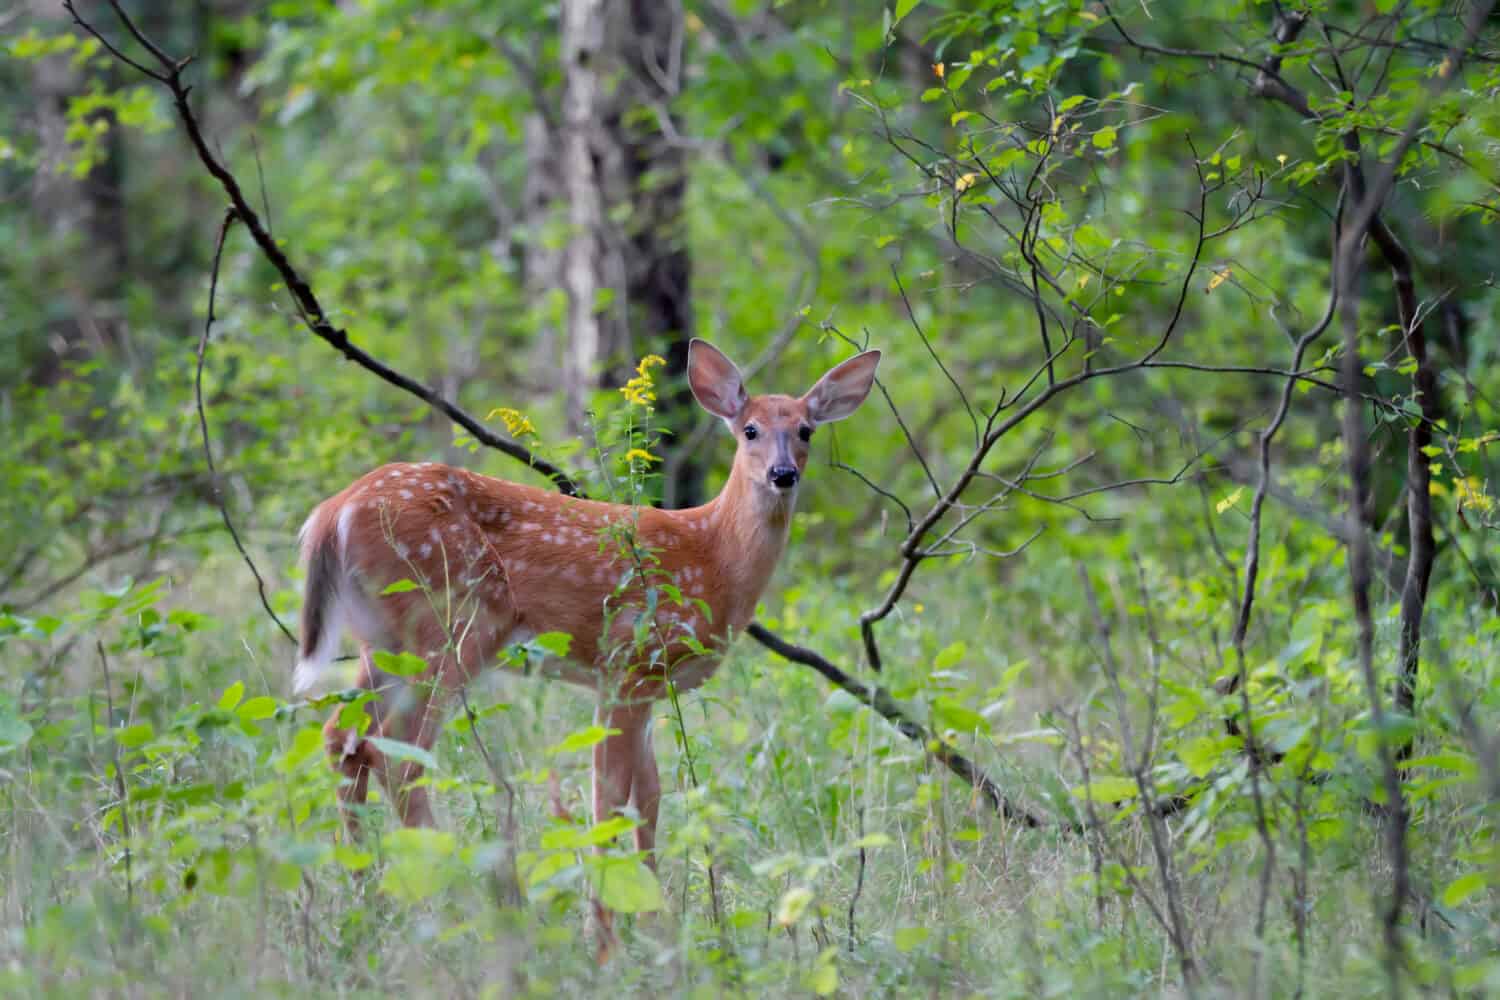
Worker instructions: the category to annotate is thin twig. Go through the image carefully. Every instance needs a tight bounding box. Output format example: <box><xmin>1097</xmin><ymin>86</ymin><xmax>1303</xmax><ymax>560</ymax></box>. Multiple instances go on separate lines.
<box><xmin>195</xmin><ymin>208</ymin><xmax>298</xmax><ymax>647</ymax></box>
<box><xmin>97</xmin><ymin>640</ymin><xmax>134</xmax><ymax>922</ymax></box>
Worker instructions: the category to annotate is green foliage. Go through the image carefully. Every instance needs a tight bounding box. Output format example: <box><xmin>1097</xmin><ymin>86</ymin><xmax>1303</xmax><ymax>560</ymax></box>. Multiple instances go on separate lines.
<box><xmin>1</xmin><ymin>0</ymin><xmax>1498</xmax><ymax>996</ymax></box>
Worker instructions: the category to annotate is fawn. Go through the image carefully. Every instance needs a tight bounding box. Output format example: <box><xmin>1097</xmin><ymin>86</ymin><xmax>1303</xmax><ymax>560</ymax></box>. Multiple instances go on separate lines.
<box><xmin>293</xmin><ymin>339</ymin><xmax>879</xmax><ymax>924</ymax></box>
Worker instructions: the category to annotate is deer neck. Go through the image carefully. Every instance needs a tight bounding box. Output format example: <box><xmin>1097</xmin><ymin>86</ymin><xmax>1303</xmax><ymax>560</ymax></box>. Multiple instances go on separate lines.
<box><xmin>698</xmin><ymin>457</ymin><xmax>797</xmax><ymax>625</ymax></box>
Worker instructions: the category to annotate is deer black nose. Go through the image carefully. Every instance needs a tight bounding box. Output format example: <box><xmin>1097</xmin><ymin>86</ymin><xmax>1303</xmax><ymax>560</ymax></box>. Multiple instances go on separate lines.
<box><xmin>769</xmin><ymin>465</ymin><xmax>799</xmax><ymax>490</ymax></box>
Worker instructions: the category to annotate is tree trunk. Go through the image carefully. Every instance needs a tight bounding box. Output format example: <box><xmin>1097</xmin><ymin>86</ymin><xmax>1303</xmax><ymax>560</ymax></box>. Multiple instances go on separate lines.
<box><xmin>558</xmin><ymin>0</ymin><xmax>700</xmax><ymax>504</ymax></box>
<box><xmin>560</xmin><ymin>0</ymin><xmax>628</xmax><ymax>436</ymax></box>
<box><xmin>26</xmin><ymin>0</ymin><xmax>129</xmax><ymax>385</ymax></box>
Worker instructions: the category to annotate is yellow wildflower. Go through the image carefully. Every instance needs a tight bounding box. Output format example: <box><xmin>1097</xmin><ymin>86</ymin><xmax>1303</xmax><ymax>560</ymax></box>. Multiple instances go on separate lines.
<box><xmin>620</xmin><ymin>380</ymin><xmax>656</xmax><ymax>406</ymax></box>
<box><xmin>486</xmin><ymin>406</ymin><xmax>536</xmax><ymax>437</ymax></box>
<box><xmin>624</xmin><ymin>448</ymin><xmax>660</xmax><ymax>464</ymax></box>
<box><xmin>1455</xmin><ymin>476</ymin><xmax>1495</xmax><ymax>514</ymax></box>
<box><xmin>620</xmin><ymin>353</ymin><xmax>668</xmax><ymax>407</ymax></box>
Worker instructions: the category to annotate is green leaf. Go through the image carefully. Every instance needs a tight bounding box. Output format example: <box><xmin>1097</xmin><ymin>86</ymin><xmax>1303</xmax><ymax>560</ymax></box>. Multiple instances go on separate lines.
<box><xmin>894</xmin><ymin>0</ymin><xmax>922</xmax><ymax>22</ymax></box>
<box><xmin>1075</xmin><ymin>775</ymin><xmax>1138</xmax><ymax>802</ymax></box>
<box><xmin>217</xmin><ymin>681</ymin><xmax>244</xmax><ymax>711</ymax></box>
<box><xmin>776</xmin><ymin>885</ymin><xmax>814</xmax><ymax>926</ymax></box>
<box><xmin>592</xmin><ymin>856</ymin><xmax>664</xmax><ymax>913</ymax></box>
<box><xmin>541</xmin><ymin>815</ymin><xmax>636</xmax><ymax>849</ymax></box>
<box><xmin>278</xmin><ymin>726</ymin><xmax>325</xmax><ymax>772</ymax></box>
<box><xmin>1178</xmin><ymin>736</ymin><xmax>1230</xmax><ymax>778</ymax></box>
<box><xmin>1058</xmin><ymin>94</ymin><xmax>1088</xmax><ymax>113</ymax></box>
<box><xmin>521</xmin><ymin>849</ymin><xmax>576</xmax><ymax>889</ymax></box>
<box><xmin>894</xmin><ymin>925</ymin><xmax>930</xmax><ymax>951</ymax></box>
<box><xmin>1092</xmin><ymin>125</ymin><xmax>1118</xmax><ymax>149</ymax></box>
<box><xmin>933</xmin><ymin>641</ymin><xmax>967</xmax><ymax>671</ymax></box>
<box><xmin>380</xmin><ymin>855</ymin><xmax>453</xmax><ymax>902</ymax></box>
<box><xmin>0</xmin><ymin>702</ymin><xmax>34</xmax><ymax>754</ymax></box>
<box><xmin>380</xmin><ymin>578</ymin><xmax>421</xmax><ymax>595</ymax></box>
<box><xmin>1442</xmin><ymin>871</ymin><xmax>1488</xmax><ymax>907</ymax></box>
<box><xmin>116</xmin><ymin>722</ymin><xmax>154</xmax><ymax>748</ymax></box>
<box><xmin>367</xmin><ymin>736</ymin><xmax>439</xmax><ymax>771</ymax></box>
<box><xmin>1215</xmin><ymin>487</ymin><xmax>1244</xmax><ymax>514</ymax></box>
<box><xmin>237</xmin><ymin>696</ymin><xmax>277</xmax><ymax>722</ymax></box>
<box><xmin>529</xmin><ymin>632</ymin><xmax>572</xmax><ymax>657</ymax></box>
<box><xmin>373</xmin><ymin>649</ymin><xmax>429</xmax><ymax>677</ymax></box>
<box><xmin>547</xmin><ymin>725</ymin><xmax>620</xmax><ymax>755</ymax></box>
<box><xmin>932</xmin><ymin>696</ymin><xmax>990</xmax><ymax>735</ymax></box>
<box><xmin>806</xmin><ymin>959</ymin><xmax>839</xmax><ymax>996</ymax></box>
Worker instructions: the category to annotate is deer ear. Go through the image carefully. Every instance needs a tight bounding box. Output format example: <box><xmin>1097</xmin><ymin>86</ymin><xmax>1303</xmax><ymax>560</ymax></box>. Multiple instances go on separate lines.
<box><xmin>802</xmin><ymin>350</ymin><xmax>881</xmax><ymax>425</ymax></box>
<box><xmin>688</xmin><ymin>339</ymin><xmax>748</xmax><ymax>421</ymax></box>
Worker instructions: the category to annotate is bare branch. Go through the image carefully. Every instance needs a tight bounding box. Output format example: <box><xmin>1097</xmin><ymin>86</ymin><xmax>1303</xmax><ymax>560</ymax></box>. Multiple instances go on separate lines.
<box><xmin>195</xmin><ymin>208</ymin><xmax>298</xmax><ymax>648</ymax></box>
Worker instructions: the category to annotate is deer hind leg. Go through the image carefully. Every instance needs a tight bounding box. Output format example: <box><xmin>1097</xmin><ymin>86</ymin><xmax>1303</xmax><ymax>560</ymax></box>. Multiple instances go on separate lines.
<box><xmin>322</xmin><ymin>645</ymin><xmax>461</xmax><ymax>830</ymax></box>
<box><xmin>322</xmin><ymin>631</ymin><xmax>457</xmax><ymax>832</ymax></box>
<box><xmin>322</xmin><ymin>641</ymin><xmax>394</xmax><ymax>839</ymax></box>
<box><xmin>368</xmin><ymin>593</ymin><xmax>516</xmax><ymax>828</ymax></box>
<box><xmin>326</xmin><ymin>507</ymin><xmax>514</xmax><ymax>831</ymax></box>
<box><xmin>630</xmin><ymin>717</ymin><xmax>661</xmax><ymax>865</ymax></box>
<box><xmin>368</xmin><ymin>650</ymin><xmax>453</xmax><ymax>829</ymax></box>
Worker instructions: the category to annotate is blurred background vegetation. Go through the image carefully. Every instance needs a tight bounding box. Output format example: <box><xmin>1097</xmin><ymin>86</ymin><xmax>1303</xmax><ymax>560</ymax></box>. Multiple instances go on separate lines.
<box><xmin>2</xmin><ymin>0</ymin><xmax>1499</xmax><ymax>995</ymax></box>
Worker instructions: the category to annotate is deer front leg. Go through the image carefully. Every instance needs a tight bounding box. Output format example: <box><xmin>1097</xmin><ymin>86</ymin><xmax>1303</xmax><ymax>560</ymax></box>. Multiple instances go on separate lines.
<box><xmin>589</xmin><ymin>699</ymin><xmax>652</xmax><ymax>957</ymax></box>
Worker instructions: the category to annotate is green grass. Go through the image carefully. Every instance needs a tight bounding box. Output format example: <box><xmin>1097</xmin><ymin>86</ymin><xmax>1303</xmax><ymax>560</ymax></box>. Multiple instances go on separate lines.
<box><xmin>2</xmin><ymin>538</ymin><xmax>1497</xmax><ymax>998</ymax></box>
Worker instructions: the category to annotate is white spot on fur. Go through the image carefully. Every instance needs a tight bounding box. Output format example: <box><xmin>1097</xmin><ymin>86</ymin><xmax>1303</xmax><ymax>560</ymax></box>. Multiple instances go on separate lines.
<box><xmin>422</xmin><ymin>482</ymin><xmax>435</xmax><ymax>491</ymax></box>
<box><xmin>420</xmin><ymin>543</ymin><xmax>432</xmax><ymax>558</ymax></box>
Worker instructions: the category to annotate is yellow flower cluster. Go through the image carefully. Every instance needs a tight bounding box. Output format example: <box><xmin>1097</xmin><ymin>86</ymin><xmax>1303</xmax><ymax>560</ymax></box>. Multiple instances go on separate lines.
<box><xmin>486</xmin><ymin>406</ymin><xmax>536</xmax><ymax>438</ymax></box>
<box><xmin>624</xmin><ymin>448</ymin><xmax>660</xmax><ymax>465</ymax></box>
<box><xmin>620</xmin><ymin>354</ymin><xmax>667</xmax><ymax>407</ymax></box>
<box><xmin>1454</xmin><ymin>476</ymin><xmax>1495</xmax><ymax>515</ymax></box>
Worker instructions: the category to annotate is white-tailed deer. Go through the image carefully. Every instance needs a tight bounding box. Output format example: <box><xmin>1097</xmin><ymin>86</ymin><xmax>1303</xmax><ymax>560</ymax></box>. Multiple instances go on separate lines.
<box><xmin>293</xmin><ymin>339</ymin><xmax>879</xmax><ymax>920</ymax></box>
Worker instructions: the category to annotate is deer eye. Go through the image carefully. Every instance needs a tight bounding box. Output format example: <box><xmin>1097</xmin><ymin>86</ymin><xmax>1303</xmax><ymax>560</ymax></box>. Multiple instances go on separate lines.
<box><xmin>798</xmin><ymin>425</ymin><xmax>813</xmax><ymax>443</ymax></box>
<box><xmin>743</xmin><ymin>424</ymin><xmax>759</xmax><ymax>441</ymax></box>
